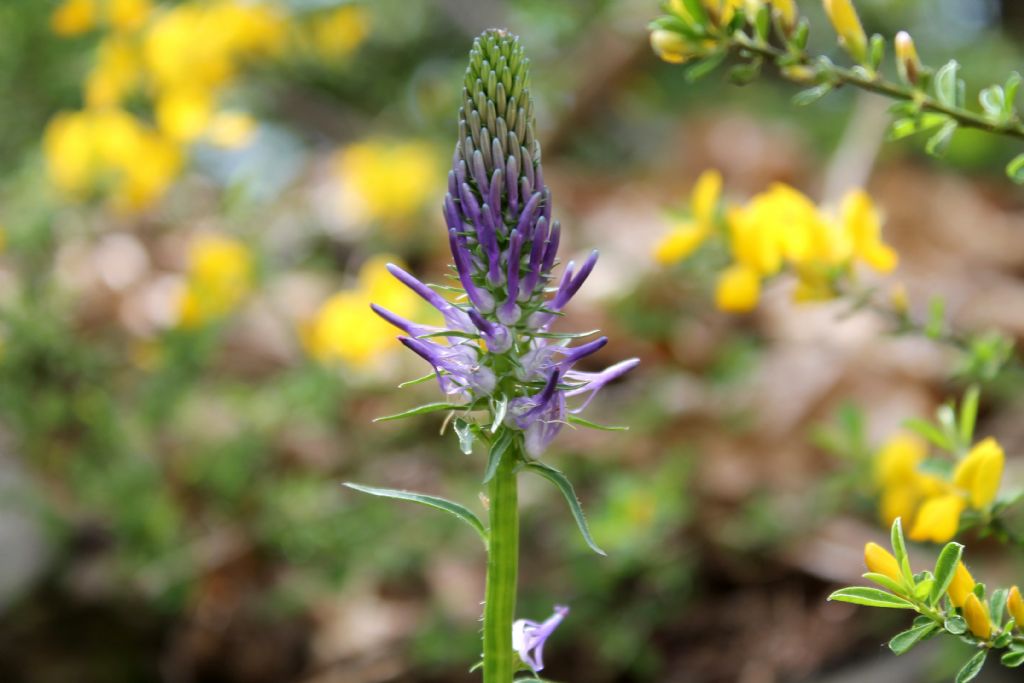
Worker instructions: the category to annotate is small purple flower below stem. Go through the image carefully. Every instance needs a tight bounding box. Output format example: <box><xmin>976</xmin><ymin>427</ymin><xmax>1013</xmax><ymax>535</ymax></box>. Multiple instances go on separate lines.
<box><xmin>512</xmin><ymin>605</ymin><xmax>569</xmax><ymax>673</ymax></box>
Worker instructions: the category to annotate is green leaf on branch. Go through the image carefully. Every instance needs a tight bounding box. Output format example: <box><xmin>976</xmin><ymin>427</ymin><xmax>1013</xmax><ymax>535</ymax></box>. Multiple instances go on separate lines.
<box><xmin>524</xmin><ymin>461</ymin><xmax>606</xmax><ymax>556</ymax></box>
<box><xmin>935</xmin><ymin>60</ymin><xmax>960</xmax><ymax>107</ymax></box>
<box><xmin>483</xmin><ymin>429</ymin><xmax>514</xmax><ymax>484</ymax></box>
<box><xmin>889</xmin><ymin>622</ymin><xmax>939</xmax><ymax>655</ymax></box>
<box><xmin>827</xmin><ymin>587</ymin><xmax>916</xmax><ymax>609</ymax></box>
<box><xmin>567</xmin><ymin>415</ymin><xmax>629</xmax><ymax>432</ymax></box>
<box><xmin>373</xmin><ymin>402</ymin><xmax>463</xmax><ymax>422</ymax></box>
<box><xmin>890</xmin><ymin>518</ymin><xmax>913</xmax><ymax>582</ymax></box>
<box><xmin>888</xmin><ymin>113</ymin><xmax>950</xmax><ymax>140</ymax></box>
<box><xmin>792</xmin><ymin>83</ymin><xmax>833</xmax><ymax>106</ymax></box>
<box><xmin>958</xmin><ymin>385</ymin><xmax>980</xmax><ymax>445</ymax></box>
<box><xmin>955</xmin><ymin>650</ymin><xmax>987</xmax><ymax>683</ymax></box>
<box><xmin>1007</xmin><ymin>154</ymin><xmax>1024</xmax><ymax>184</ymax></box>
<box><xmin>929</xmin><ymin>541</ymin><xmax>964</xmax><ymax>605</ymax></box>
<box><xmin>903</xmin><ymin>417</ymin><xmax>951</xmax><ymax>450</ymax></box>
<box><xmin>925</xmin><ymin>120</ymin><xmax>958</xmax><ymax>157</ymax></box>
<box><xmin>685</xmin><ymin>51</ymin><xmax>727</xmax><ymax>83</ymax></box>
<box><xmin>989</xmin><ymin>587</ymin><xmax>1008</xmax><ymax>626</ymax></box>
<box><xmin>862</xmin><ymin>572</ymin><xmax>905</xmax><ymax>595</ymax></box>
<box><xmin>979</xmin><ymin>85</ymin><xmax>1005</xmax><ymax>118</ymax></box>
<box><xmin>342</xmin><ymin>483</ymin><xmax>488</xmax><ymax>546</ymax></box>
<box><xmin>1002</xmin><ymin>648</ymin><xmax>1024</xmax><ymax>668</ymax></box>
<box><xmin>945</xmin><ymin>615</ymin><xmax>967</xmax><ymax>634</ymax></box>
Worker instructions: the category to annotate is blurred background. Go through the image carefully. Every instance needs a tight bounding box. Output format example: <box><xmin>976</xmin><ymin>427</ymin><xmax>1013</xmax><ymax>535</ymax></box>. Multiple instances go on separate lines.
<box><xmin>1</xmin><ymin>0</ymin><xmax>1023</xmax><ymax>681</ymax></box>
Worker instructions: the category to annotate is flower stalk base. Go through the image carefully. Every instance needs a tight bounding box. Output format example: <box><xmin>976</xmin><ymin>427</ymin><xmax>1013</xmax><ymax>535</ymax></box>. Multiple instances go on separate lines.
<box><xmin>483</xmin><ymin>453</ymin><xmax>519</xmax><ymax>683</ymax></box>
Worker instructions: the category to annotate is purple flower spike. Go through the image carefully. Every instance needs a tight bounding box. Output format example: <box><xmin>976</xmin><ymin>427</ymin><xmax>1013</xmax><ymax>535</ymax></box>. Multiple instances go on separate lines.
<box><xmin>374</xmin><ymin>30</ymin><xmax>637</xmax><ymax>459</ymax></box>
<box><xmin>512</xmin><ymin>605</ymin><xmax>569</xmax><ymax>672</ymax></box>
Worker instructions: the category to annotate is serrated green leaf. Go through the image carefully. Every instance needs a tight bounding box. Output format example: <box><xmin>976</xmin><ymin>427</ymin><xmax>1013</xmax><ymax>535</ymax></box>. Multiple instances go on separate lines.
<box><xmin>1002</xmin><ymin>649</ymin><xmax>1024</xmax><ymax>667</ymax></box>
<box><xmin>930</xmin><ymin>542</ymin><xmax>964</xmax><ymax>605</ymax></box>
<box><xmin>827</xmin><ymin>587</ymin><xmax>916</xmax><ymax>609</ymax></box>
<box><xmin>955</xmin><ymin>650</ymin><xmax>986</xmax><ymax>683</ymax></box>
<box><xmin>483</xmin><ymin>429</ymin><xmax>514</xmax><ymax>484</ymax></box>
<box><xmin>343</xmin><ymin>483</ymin><xmax>488</xmax><ymax>545</ymax></box>
<box><xmin>935</xmin><ymin>60</ymin><xmax>960</xmax><ymax>107</ymax></box>
<box><xmin>524</xmin><ymin>462</ymin><xmax>606</xmax><ymax>556</ymax></box>
<box><xmin>889</xmin><ymin>622</ymin><xmax>939</xmax><ymax>655</ymax></box>
<box><xmin>567</xmin><ymin>415</ymin><xmax>629</xmax><ymax>432</ymax></box>
<box><xmin>945</xmin><ymin>615</ymin><xmax>967</xmax><ymax>634</ymax></box>
<box><xmin>374</xmin><ymin>402</ymin><xmax>463</xmax><ymax>422</ymax></box>
<box><xmin>1007</xmin><ymin>154</ymin><xmax>1024</xmax><ymax>184</ymax></box>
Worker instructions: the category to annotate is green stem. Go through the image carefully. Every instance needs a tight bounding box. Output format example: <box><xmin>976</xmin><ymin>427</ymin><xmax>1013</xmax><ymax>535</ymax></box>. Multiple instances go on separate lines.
<box><xmin>730</xmin><ymin>34</ymin><xmax>1024</xmax><ymax>142</ymax></box>
<box><xmin>483</xmin><ymin>451</ymin><xmax>519</xmax><ymax>683</ymax></box>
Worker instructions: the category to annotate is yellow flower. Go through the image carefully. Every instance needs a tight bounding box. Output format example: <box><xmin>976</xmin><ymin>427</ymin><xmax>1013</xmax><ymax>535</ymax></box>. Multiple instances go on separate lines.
<box><xmin>1007</xmin><ymin>586</ymin><xmax>1024</xmax><ymax>628</ymax></box>
<box><xmin>875</xmin><ymin>434</ymin><xmax>926</xmax><ymax>488</ymax></box>
<box><xmin>728</xmin><ymin>184</ymin><xmax>824</xmax><ymax>275</ymax></box>
<box><xmin>177</xmin><ymin>234</ymin><xmax>254</xmax><ymax>328</ymax></box>
<box><xmin>863</xmin><ymin>542</ymin><xmax>902</xmax><ymax>583</ymax></box>
<box><xmin>654</xmin><ymin>169</ymin><xmax>722</xmax><ymax>264</ymax></box>
<box><xmin>650</xmin><ymin>29</ymin><xmax>693</xmax><ymax>64</ymax></box>
<box><xmin>302</xmin><ymin>255</ymin><xmax>419</xmax><ymax>365</ymax></box>
<box><xmin>953</xmin><ymin>437</ymin><xmax>1004</xmax><ymax>509</ymax></box>
<box><xmin>715</xmin><ymin>264</ymin><xmax>761</xmax><ymax>312</ymax></box>
<box><xmin>85</xmin><ymin>36</ymin><xmax>142</xmax><ymax>107</ymax></box>
<box><xmin>156</xmin><ymin>87</ymin><xmax>215</xmax><ymax>142</ymax></box>
<box><xmin>948</xmin><ymin>562</ymin><xmax>975</xmax><ymax>608</ymax></box>
<box><xmin>908</xmin><ymin>493</ymin><xmax>965</xmax><ymax>543</ymax></box>
<box><xmin>107</xmin><ymin>0</ymin><xmax>152</xmax><ymax>33</ymax></box>
<box><xmin>308</xmin><ymin>5</ymin><xmax>370</xmax><ymax>61</ymax></box>
<box><xmin>771</xmin><ymin>0</ymin><xmax>797</xmax><ymax>30</ymax></box>
<box><xmin>823</xmin><ymin>0</ymin><xmax>868</xmax><ymax>64</ymax></box>
<box><xmin>51</xmin><ymin>0</ymin><xmax>98</xmax><ymax>36</ymax></box>
<box><xmin>962</xmin><ymin>593</ymin><xmax>992</xmax><ymax>640</ymax></box>
<box><xmin>840</xmin><ymin>189</ymin><xmax>897</xmax><ymax>273</ymax></box>
<box><xmin>334</xmin><ymin>140</ymin><xmax>439</xmax><ymax>225</ymax></box>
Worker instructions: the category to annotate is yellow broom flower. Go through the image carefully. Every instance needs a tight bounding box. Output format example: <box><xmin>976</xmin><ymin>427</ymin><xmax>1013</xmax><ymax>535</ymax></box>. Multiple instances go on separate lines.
<box><xmin>864</xmin><ymin>542</ymin><xmax>902</xmax><ymax>583</ymax></box>
<box><xmin>962</xmin><ymin>593</ymin><xmax>992</xmax><ymax>640</ymax></box>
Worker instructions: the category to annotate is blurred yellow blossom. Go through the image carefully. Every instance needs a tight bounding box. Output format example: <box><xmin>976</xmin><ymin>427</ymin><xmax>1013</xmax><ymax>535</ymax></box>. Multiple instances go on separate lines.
<box><xmin>873</xmin><ymin>433</ymin><xmax>1008</xmax><ymax>544</ymax></box>
<box><xmin>177</xmin><ymin>234</ymin><xmax>254</xmax><ymax>328</ymax></box>
<box><xmin>656</xmin><ymin>176</ymin><xmax>898</xmax><ymax>313</ymax></box>
<box><xmin>334</xmin><ymin>140</ymin><xmax>440</xmax><ymax>226</ymax></box>
<box><xmin>308</xmin><ymin>5</ymin><xmax>370</xmax><ymax>61</ymax></box>
<box><xmin>302</xmin><ymin>256</ymin><xmax>420</xmax><ymax>366</ymax></box>
<box><xmin>1007</xmin><ymin>586</ymin><xmax>1024</xmax><ymax>627</ymax></box>
<box><xmin>650</xmin><ymin>30</ymin><xmax>692</xmax><ymax>64</ymax></box>
<box><xmin>48</xmin><ymin>0</ymin><xmax>291</xmax><ymax>210</ymax></box>
<box><xmin>953</xmin><ymin>437</ymin><xmax>1004</xmax><ymax>508</ymax></box>
<box><xmin>654</xmin><ymin>169</ymin><xmax>722</xmax><ymax>264</ymax></box>
<box><xmin>44</xmin><ymin>108</ymin><xmax>183</xmax><ymax>211</ymax></box>
<box><xmin>51</xmin><ymin>0</ymin><xmax>99</xmax><ymax>36</ymax></box>
<box><xmin>823</xmin><ymin>0</ymin><xmax>867</xmax><ymax>63</ymax></box>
